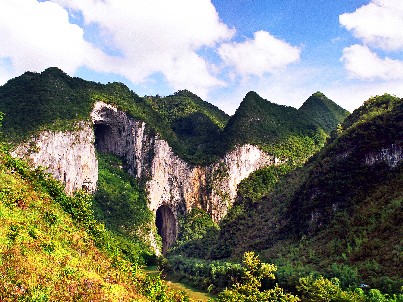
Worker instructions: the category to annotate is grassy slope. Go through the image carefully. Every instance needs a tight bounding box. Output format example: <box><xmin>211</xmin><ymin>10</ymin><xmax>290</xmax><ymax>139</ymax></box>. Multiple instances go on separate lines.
<box><xmin>0</xmin><ymin>146</ymin><xmax>191</xmax><ymax>301</ymax></box>
<box><xmin>0</xmin><ymin>147</ymin><xmax>145</xmax><ymax>300</ymax></box>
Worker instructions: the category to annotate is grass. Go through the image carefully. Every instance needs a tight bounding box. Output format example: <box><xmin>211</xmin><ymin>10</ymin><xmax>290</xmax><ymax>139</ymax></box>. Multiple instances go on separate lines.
<box><xmin>145</xmin><ymin>266</ymin><xmax>214</xmax><ymax>302</ymax></box>
<box><xmin>0</xmin><ymin>145</ymin><xmax>190</xmax><ymax>301</ymax></box>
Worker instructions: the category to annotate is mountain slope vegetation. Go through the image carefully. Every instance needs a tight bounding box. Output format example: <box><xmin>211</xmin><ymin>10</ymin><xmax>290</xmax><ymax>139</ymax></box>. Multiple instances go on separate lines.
<box><xmin>298</xmin><ymin>91</ymin><xmax>349</xmax><ymax>133</ymax></box>
<box><xmin>176</xmin><ymin>94</ymin><xmax>402</xmax><ymax>294</ymax></box>
<box><xmin>1</xmin><ymin>69</ymin><xmax>401</xmax><ymax>300</ymax></box>
<box><xmin>0</xmin><ymin>68</ymin><xmax>347</xmax><ymax>165</ymax></box>
<box><xmin>0</xmin><ymin>68</ymin><xmax>227</xmax><ymax>164</ymax></box>
<box><xmin>0</xmin><ymin>144</ymin><xmax>191</xmax><ymax>301</ymax></box>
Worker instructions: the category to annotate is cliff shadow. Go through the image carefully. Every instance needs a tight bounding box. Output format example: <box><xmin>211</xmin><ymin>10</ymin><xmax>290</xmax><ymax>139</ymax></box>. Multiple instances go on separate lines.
<box><xmin>156</xmin><ymin>205</ymin><xmax>177</xmax><ymax>254</ymax></box>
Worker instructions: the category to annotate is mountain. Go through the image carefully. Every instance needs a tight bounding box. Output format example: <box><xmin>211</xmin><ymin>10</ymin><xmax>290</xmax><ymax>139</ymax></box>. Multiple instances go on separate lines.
<box><xmin>0</xmin><ymin>68</ymin><xmax>346</xmax><ymax>166</ymax></box>
<box><xmin>1</xmin><ymin>68</ymin><xmax>401</xmax><ymax>300</ymax></box>
<box><xmin>222</xmin><ymin>91</ymin><xmax>321</xmax><ymax>149</ymax></box>
<box><xmin>0</xmin><ymin>68</ymin><xmax>228</xmax><ymax>164</ymax></box>
<box><xmin>205</xmin><ymin>94</ymin><xmax>402</xmax><ymax>293</ymax></box>
<box><xmin>144</xmin><ymin>90</ymin><xmax>230</xmax><ymax>163</ymax></box>
<box><xmin>298</xmin><ymin>91</ymin><xmax>350</xmax><ymax>133</ymax></box>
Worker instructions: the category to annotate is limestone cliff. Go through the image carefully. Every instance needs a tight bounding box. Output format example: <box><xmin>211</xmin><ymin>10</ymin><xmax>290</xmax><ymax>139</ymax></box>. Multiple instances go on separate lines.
<box><xmin>91</xmin><ymin>101</ymin><xmax>275</xmax><ymax>222</ymax></box>
<box><xmin>12</xmin><ymin>101</ymin><xmax>276</xmax><ymax>251</ymax></box>
<box><xmin>12</xmin><ymin>122</ymin><xmax>98</xmax><ymax>194</ymax></box>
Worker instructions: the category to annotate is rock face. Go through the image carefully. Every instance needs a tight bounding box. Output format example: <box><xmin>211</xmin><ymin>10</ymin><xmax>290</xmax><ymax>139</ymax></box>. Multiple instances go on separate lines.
<box><xmin>11</xmin><ymin>122</ymin><xmax>98</xmax><ymax>194</ymax></box>
<box><xmin>91</xmin><ymin>102</ymin><xmax>275</xmax><ymax>220</ymax></box>
<box><xmin>365</xmin><ymin>144</ymin><xmax>403</xmax><ymax>168</ymax></box>
<box><xmin>91</xmin><ymin>102</ymin><xmax>276</xmax><ymax>252</ymax></box>
<box><xmin>13</xmin><ymin>101</ymin><xmax>276</xmax><ymax>252</ymax></box>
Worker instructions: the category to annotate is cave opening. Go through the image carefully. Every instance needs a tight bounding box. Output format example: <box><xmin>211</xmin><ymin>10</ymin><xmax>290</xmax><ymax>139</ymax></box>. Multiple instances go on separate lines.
<box><xmin>156</xmin><ymin>205</ymin><xmax>177</xmax><ymax>254</ymax></box>
<box><xmin>94</xmin><ymin>124</ymin><xmax>113</xmax><ymax>153</ymax></box>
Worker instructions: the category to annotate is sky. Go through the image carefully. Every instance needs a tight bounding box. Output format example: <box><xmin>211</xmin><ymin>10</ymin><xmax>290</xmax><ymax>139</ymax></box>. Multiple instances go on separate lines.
<box><xmin>0</xmin><ymin>0</ymin><xmax>402</xmax><ymax>114</ymax></box>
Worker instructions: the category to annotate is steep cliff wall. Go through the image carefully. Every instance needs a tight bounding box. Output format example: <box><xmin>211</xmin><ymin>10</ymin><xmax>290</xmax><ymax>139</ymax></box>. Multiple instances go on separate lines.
<box><xmin>11</xmin><ymin>122</ymin><xmax>98</xmax><ymax>194</ymax></box>
<box><xmin>13</xmin><ymin>102</ymin><xmax>277</xmax><ymax>252</ymax></box>
<box><xmin>91</xmin><ymin>101</ymin><xmax>275</xmax><ymax>222</ymax></box>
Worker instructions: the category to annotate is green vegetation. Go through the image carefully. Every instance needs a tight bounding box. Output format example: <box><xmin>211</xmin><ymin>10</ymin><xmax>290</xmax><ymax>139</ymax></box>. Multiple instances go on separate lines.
<box><xmin>0</xmin><ymin>143</ymin><xmax>190</xmax><ymax>301</ymax></box>
<box><xmin>93</xmin><ymin>152</ymin><xmax>157</xmax><ymax>264</ymax></box>
<box><xmin>171</xmin><ymin>208</ymin><xmax>219</xmax><ymax>259</ymax></box>
<box><xmin>167</xmin><ymin>94</ymin><xmax>403</xmax><ymax>298</ymax></box>
<box><xmin>215</xmin><ymin>252</ymin><xmax>299</xmax><ymax>302</ymax></box>
<box><xmin>0</xmin><ymin>70</ymin><xmax>229</xmax><ymax>164</ymax></box>
<box><xmin>298</xmin><ymin>91</ymin><xmax>350</xmax><ymax>133</ymax></box>
<box><xmin>0</xmin><ymin>72</ymin><xmax>346</xmax><ymax>165</ymax></box>
<box><xmin>2</xmin><ymin>69</ymin><xmax>401</xmax><ymax>300</ymax></box>
<box><xmin>221</xmin><ymin>91</ymin><xmax>341</xmax><ymax>152</ymax></box>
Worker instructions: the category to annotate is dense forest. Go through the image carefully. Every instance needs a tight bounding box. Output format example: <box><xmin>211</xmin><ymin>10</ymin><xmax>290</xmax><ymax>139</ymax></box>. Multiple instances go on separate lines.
<box><xmin>0</xmin><ymin>69</ymin><xmax>402</xmax><ymax>301</ymax></box>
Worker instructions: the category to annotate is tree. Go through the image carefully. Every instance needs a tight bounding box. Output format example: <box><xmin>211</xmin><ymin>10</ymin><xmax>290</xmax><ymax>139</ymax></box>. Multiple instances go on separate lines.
<box><xmin>215</xmin><ymin>251</ymin><xmax>300</xmax><ymax>301</ymax></box>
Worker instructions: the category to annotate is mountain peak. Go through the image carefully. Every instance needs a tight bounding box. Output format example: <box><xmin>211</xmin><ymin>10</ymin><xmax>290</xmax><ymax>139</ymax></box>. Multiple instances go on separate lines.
<box><xmin>299</xmin><ymin>92</ymin><xmax>349</xmax><ymax>132</ymax></box>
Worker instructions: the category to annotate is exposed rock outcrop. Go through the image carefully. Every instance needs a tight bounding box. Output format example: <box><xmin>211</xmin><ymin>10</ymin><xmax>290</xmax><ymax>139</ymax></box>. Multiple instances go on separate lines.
<box><xmin>365</xmin><ymin>144</ymin><xmax>403</xmax><ymax>168</ymax></box>
<box><xmin>13</xmin><ymin>101</ymin><xmax>277</xmax><ymax>252</ymax></box>
<box><xmin>91</xmin><ymin>101</ymin><xmax>275</xmax><ymax>222</ymax></box>
<box><xmin>12</xmin><ymin>122</ymin><xmax>98</xmax><ymax>194</ymax></box>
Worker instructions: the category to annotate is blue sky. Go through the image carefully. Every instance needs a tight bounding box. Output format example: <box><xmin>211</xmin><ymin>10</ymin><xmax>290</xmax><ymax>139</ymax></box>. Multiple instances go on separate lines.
<box><xmin>1</xmin><ymin>0</ymin><xmax>402</xmax><ymax>114</ymax></box>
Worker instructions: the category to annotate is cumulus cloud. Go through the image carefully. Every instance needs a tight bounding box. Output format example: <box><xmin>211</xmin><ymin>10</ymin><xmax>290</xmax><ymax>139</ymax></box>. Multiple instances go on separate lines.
<box><xmin>339</xmin><ymin>0</ymin><xmax>403</xmax><ymax>51</ymax></box>
<box><xmin>0</xmin><ymin>0</ymin><xmax>107</xmax><ymax>82</ymax></box>
<box><xmin>0</xmin><ymin>0</ymin><xmax>234</xmax><ymax>96</ymax></box>
<box><xmin>217</xmin><ymin>31</ymin><xmax>301</xmax><ymax>78</ymax></box>
<box><xmin>51</xmin><ymin>0</ymin><xmax>235</xmax><ymax>96</ymax></box>
<box><xmin>341</xmin><ymin>44</ymin><xmax>403</xmax><ymax>81</ymax></box>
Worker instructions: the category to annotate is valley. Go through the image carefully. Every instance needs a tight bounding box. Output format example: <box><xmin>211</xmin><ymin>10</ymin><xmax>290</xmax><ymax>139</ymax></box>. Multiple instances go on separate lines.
<box><xmin>0</xmin><ymin>68</ymin><xmax>402</xmax><ymax>301</ymax></box>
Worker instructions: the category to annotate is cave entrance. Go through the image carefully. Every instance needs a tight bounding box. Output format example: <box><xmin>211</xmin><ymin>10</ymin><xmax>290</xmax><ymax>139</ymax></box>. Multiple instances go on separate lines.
<box><xmin>94</xmin><ymin>124</ymin><xmax>113</xmax><ymax>153</ymax></box>
<box><xmin>156</xmin><ymin>205</ymin><xmax>177</xmax><ymax>255</ymax></box>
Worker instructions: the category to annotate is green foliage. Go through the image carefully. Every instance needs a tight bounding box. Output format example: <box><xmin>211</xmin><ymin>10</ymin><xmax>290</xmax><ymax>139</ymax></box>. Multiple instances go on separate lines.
<box><xmin>222</xmin><ymin>91</ymin><xmax>336</xmax><ymax>153</ymax></box>
<box><xmin>0</xmin><ymin>69</ymin><xmax>228</xmax><ymax>164</ymax></box>
<box><xmin>215</xmin><ymin>252</ymin><xmax>300</xmax><ymax>302</ymax></box>
<box><xmin>297</xmin><ymin>275</ymin><xmax>342</xmax><ymax>302</ymax></box>
<box><xmin>298</xmin><ymin>91</ymin><xmax>350</xmax><ymax>133</ymax></box>
<box><xmin>163</xmin><ymin>254</ymin><xmax>243</xmax><ymax>293</ymax></box>
<box><xmin>171</xmin><ymin>208</ymin><xmax>219</xmax><ymax>258</ymax></box>
<box><xmin>237</xmin><ymin>164</ymin><xmax>292</xmax><ymax>201</ymax></box>
<box><xmin>0</xmin><ymin>143</ymin><xmax>189</xmax><ymax>301</ymax></box>
<box><xmin>182</xmin><ymin>94</ymin><xmax>403</xmax><ymax>297</ymax></box>
<box><xmin>0</xmin><ymin>68</ymin><xmax>97</xmax><ymax>142</ymax></box>
<box><xmin>144</xmin><ymin>90</ymin><xmax>230</xmax><ymax>164</ymax></box>
<box><xmin>296</xmin><ymin>275</ymin><xmax>403</xmax><ymax>302</ymax></box>
<box><xmin>93</xmin><ymin>152</ymin><xmax>155</xmax><ymax>260</ymax></box>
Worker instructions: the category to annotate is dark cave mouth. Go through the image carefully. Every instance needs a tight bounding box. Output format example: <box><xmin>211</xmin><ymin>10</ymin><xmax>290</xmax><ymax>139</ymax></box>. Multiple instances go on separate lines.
<box><xmin>156</xmin><ymin>205</ymin><xmax>177</xmax><ymax>254</ymax></box>
<box><xmin>94</xmin><ymin>123</ymin><xmax>113</xmax><ymax>152</ymax></box>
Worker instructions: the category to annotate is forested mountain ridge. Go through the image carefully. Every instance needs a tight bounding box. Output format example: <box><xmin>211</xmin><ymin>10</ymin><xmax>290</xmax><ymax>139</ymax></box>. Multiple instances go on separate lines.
<box><xmin>0</xmin><ymin>67</ymin><xmax>346</xmax><ymax>165</ymax></box>
<box><xmin>1</xmin><ymin>68</ymin><xmax>402</xmax><ymax>301</ymax></box>
<box><xmin>183</xmin><ymin>93</ymin><xmax>402</xmax><ymax>294</ymax></box>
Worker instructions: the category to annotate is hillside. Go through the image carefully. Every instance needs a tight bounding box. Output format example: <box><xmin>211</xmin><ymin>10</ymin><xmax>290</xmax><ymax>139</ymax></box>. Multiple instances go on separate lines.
<box><xmin>221</xmin><ymin>91</ymin><xmax>348</xmax><ymax>162</ymax></box>
<box><xmin>223</xmin><ymin>91</ymin><xmax>321</xmax><ymax>149</ymax></box>
<box><xmin>0</xmin><ymin>144</ymin><xmax>190</xmax><ymax>301</ymax></box>
<box><xmin>205</xmin><ymin>94</ymin><xmax>403</xmax><ymax>292</ymax></box>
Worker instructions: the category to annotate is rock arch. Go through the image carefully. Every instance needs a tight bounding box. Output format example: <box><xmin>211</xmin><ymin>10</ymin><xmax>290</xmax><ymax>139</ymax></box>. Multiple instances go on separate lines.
<box><xmin>156</xmin><ymin>205</ymin><xmax>177</xmax><ymax>254</ymax></box>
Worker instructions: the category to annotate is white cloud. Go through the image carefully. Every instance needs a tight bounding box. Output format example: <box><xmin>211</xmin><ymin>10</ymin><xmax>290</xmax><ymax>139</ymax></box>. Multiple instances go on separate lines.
<box><xmin>217</xmin><ymin>31</ymin><xmax>301</xmax><ymax>78</ymax></box>
<box><xmin>339</xmin><ymin>0</ymin><xmax>403</xmax><ymax>51</ymax></box>
<box><xmin>0</xmin><ymin>0</ymin><xmax>107</xmax><ymax>82</ymax></box>
<box><xmin>341</xmin><ymin>44</ymin><xmax>403</xmax><ymax>81</ymax></box>
<box><xmin>51</xmin><ymin>0</ymin><xmax>234</xmax><ymax>98</ymax></box>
